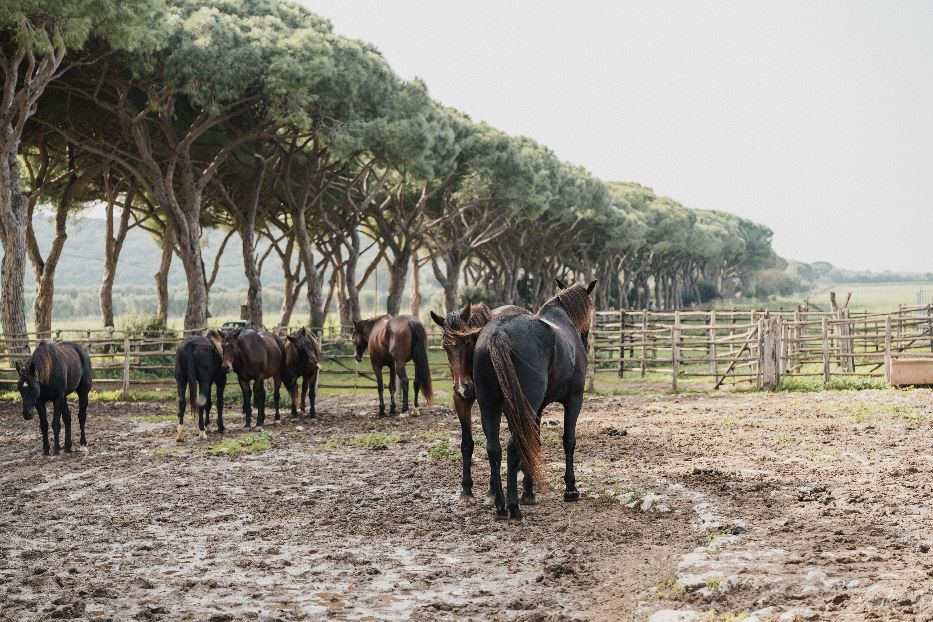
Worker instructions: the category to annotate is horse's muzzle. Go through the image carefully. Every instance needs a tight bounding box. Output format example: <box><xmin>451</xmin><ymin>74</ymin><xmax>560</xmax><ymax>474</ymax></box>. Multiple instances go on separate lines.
<box><xmin>355</xmin><ymin>354</ymin><xmax>362</xmax><ymax>363</ymax></box>
<box><xmin>221</xmin><ymin>363</ymin><xmax>231</xmax><ymax>373</ymax></box>
<box><xmin>22</xmin><ymin>410</ymin><xmax>33</xmax><ymax>421</ymax></box>
<box><xmin>454</xmin><ymin>383</ymin><xmax>475</xmax><ymax>401</ymax></box>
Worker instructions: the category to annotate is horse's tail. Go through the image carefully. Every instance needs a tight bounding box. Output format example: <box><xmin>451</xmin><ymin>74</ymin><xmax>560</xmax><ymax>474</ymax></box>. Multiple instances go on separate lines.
<box><xmin>411</xmin><ymin>322</ymin><xmax>433</xmax><ymax>405</ymax></box>
<box><xmin>487</xmin><ymin>330</ymin><xmax>544</xmax><ymax>490</ymax></box>
<box><xmin>183</xmin><ymin>346</ymin><xmax>205</xmax><ymax>409</ymax></box>
<box><xmin>275</xmin><ymin>335</ymin><xmax>296</xmax><ymax>393</ymax></box>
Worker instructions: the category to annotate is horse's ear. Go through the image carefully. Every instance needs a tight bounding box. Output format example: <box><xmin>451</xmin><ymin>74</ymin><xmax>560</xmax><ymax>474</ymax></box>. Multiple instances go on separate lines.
<box><xmin>459</xmin><ymin>303</ymin><xmax>472</xmax><ymax>324</ymax></box>
<box><xmin>555</xmin><ymin>278</ymin><xmax>567</xmax><ymax>290</ymax></box>
<box><xmin>286</xmin><ymin>334</ymin><xmax>297</xmax><ymax>343</ymax></box>
<box><xmin>299</xmin><ymin>326</ymin><xmax>307</xmax><ymax>336</ymax></box>
<box><xmin>587</xmin><ymin>279</ymin><xmax>597</xmax><ymax>295</ymax></box>
<box><xmin>430</xmin><ymin>311</ymin><xmax>445</xmax><ymax>328</ymax></box>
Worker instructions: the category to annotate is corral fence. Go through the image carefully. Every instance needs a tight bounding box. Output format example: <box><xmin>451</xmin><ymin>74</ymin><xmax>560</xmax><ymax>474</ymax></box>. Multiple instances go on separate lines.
<box><xmin>591</xmin><ymin>304</ymin><xmax>933</xmax><ymax>390</ymax></box>
<box><xmin>1</xmin><ymin>304</ymin><xmax>931</xmax><ymax>397</ymax></box>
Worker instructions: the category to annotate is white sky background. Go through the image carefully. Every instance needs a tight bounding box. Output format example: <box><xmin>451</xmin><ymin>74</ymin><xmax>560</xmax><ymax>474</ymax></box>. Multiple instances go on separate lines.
<box><xmin>302</xmin><ymin>0</ymin><xmax>932</xmax><ymax>273</ymax></box>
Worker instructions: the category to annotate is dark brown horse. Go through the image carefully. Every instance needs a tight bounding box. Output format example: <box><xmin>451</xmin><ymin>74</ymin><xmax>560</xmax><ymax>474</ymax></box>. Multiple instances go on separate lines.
<box><xmin>352</xmin><ymin>315</ymin><xmax>433</xmax><ymax>417</ymax></box>
<box><xmin>430</xmin><ymin>303</ymin><xmax>531</xmax><ymax>500</ymax></box>
<box><xmin>221</xmin><ymin>327</ymin><xmax>294</xmax><ymax>428</ymax></box>
<box><xmin>284</xmin><ymin>327</ymin><xmax>321</xmax><ymax>418</ymax></box>
<box><xmin>15</xmin><ymin>341</ymin><xmax>92</xmax><ymax>455</ymax></box>
<box><xmin>474</xmin><ymin>280</ymin><xmax>596</xmax><ymax>521</ymax></box>
<box><xmin>174</xmin><ymin>329</ymin><xmax>228</xmax><ymax>441</ymax></box>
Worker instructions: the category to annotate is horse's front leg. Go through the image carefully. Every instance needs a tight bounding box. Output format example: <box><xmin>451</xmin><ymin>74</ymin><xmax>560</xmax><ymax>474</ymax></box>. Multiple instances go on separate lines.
<box><xmin>272</xmin><ymin>377</ymin><xmax>282</xmax><ymax>422</ymax></box>
<box><xmin>307</xmin><ymin>370</ymin><xmax>317</xmax><ymax>418</ymax></box>
<box><xmin>255</xmin><ymin>380</ymin><xmax>267</xmax><ymax>427</ymax></box>
<box><xmin>77</xmin><ymin>388</ymin><xmax>89</xmax><ymax>447</ymax></box>
<box><xmin>562</xmin><ymin>394</ymin><xmax>584</xmax><ymax>501</ymax></box>
<box><xmin>239</xmin><ymin>377</ymin><xmax>252</xmax><ymax>428</ymax></box>
<box><xmin>51</xmin><ymin>398</ymin><xmax>63</xmax><ymax>455</ymax></box>
<box><xmin>395</xmin><ymin>361</ymin><xmax>409</xmax><ymax>413</ymax></box>
<box><xmin>290</xmin><ymin>375</ymin><xmax>301</xmax><ymax>419</ymax></box>
<box><xmin>62</xmin><ymin>399</ymin><xmax>73</xmax><ymax>453</ymax></box>
<box><xmin>454</xmin><ymin>396</ymin><xmax>475</xmax><ymax>500</ymax></box>
<box><xmin>37</xmin><ymin>401</ymin><xmax>50</xmax><ymax>455</ymax></box>
<box><xmin>387</xmin><ymin>363</ymin><xmax>398</xmax><ymax>416</ymax></box>
<box><xmin>479</xmin><ymin>402</ymin><xmax>507</xmax><ymax>518</ymax></box>
<box><xmin>374</xmin><ymin>364</ymin><xmax>386</xmax><ymax>418</ymax></box>
<box><xmin>215</xmin><ymin>379</ymin><xmax>226</xmax><ymax>433</ymax></box>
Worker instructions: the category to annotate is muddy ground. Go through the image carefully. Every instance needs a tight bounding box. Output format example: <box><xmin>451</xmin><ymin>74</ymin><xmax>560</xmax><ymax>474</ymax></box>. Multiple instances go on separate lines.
<box><xmin>2</xmin><ymin>387</ymin><xmax>933</xmax><ymax>621</ymax></box>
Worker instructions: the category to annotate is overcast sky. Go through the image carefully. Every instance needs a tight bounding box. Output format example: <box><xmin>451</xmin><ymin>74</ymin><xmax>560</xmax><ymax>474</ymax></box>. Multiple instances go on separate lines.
<box><xmin>302</xmin><ymin>0</ymin><xmax>932</xmax><ymax>273</ymax></box>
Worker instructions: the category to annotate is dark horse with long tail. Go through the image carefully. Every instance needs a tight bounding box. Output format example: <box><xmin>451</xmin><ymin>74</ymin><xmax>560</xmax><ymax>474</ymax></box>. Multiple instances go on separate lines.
<box><xmin>473</xmin><ymin>280</ymin><xmax>595</xmax><ymax>521</ymax></box>
<box><xmin>15</xmin><ymin>341</ymin><xmax>92</xmax><ymax>455</ymax></box>
<box><xmin>222</xmin><ymin>327</ymin><xmax>294</xmax><ymax>428</ymax></box>
<box><xmin>284</xmin><ymin>327</ymin><xmax>321</xmax><ymax>418</ymax></box>
<box><xmin>430</xmin><ymin>303</ymin><xmax>530</xmax><ymax>500</ymax></box>
<box><xmin>352</xmin><ymin>315</ymin><xmax>433</xmax><ymax>417</ymax></box>
<box><xmin>174</xmin><ymin>329</ymin><xmax>228</xmax><ymax>441</ymax></box>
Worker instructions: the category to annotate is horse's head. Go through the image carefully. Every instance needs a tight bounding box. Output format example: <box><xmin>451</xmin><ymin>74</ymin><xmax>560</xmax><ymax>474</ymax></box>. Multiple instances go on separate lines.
<box><xmin>351</xmin><ymin>320</ymin><xmax>370</xmax><ymax>363</ymax></box>
<box><xmin>286</xmin><ymin>327</ymin><xmax>319</xmax><ymax>368</ymax></box>
<box><xmin>221</xmin><ymin>329</ymin><xmax>242</xmax><ymax>370</ymax></box>
<box><xmin>14</xmin><ymin>361</ymin><xmax>39</xmax><ymax>420</ymax></box>
<box><xmin>431</xmin><ymin>303</ymin><xmax>489</xmax><ymax>402</ymax></box>
<box><xmin>553</xmin><ymin>279</ymin><xmax>597</xmax><ymax>347</ymax></box>
<box><xmin>207</xmin><ymin>329</ymin><xmax>228</xmax><ymax>372</ymax></box>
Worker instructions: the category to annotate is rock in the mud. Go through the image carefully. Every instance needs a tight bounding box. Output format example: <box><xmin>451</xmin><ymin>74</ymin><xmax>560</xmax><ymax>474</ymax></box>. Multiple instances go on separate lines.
<box><xmin>604</xmin><ymin>426</ymin><xmax>627</xmax><ymax>437</ymax></box>
<box><xmin>648</xmin><ymin>610</ymin><xmax>698</xmax><ymax>622</ymax></box>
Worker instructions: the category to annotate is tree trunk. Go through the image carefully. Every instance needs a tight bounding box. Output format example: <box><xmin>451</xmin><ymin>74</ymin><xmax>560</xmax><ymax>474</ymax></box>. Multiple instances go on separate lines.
<box><xmin>279</xmin><ymin>276</ymin><xmax>302</xmax><ymax>328</ymax></box>
<box><xmin>443</xmin><ymin>260</ymin><xmax>461</xmax><ymax>312</ymax></box>
<box><xmin>409</xmin><ymin>252</ymin><xmax>421</xmax><ymax>318</ymax></box>
<box><xmin>155</xmin><ymin>226</ymin><xmax>174</xmax><ymax>322</ymax></box>
<box><xmin>100</xmin><ymin>182</ymin><xmax>134</xmax><ymax>327</ymax></box>
<box><xmin>290</xmin><ymin>204</ymin><xmax>325</xmax><ymax>329</ymax></box>
<box><xmin>176</xmin><ymin>218</ymin><xmax>208</xmax><ymax>331</ymax></box>
<box><xmin>32</xmin><ymin>185</ymin><xmax>72</xmax><ymax>339</ymax></box>
<box><xmin>385</xmin><ymin>247</ymin><xmax>411</xmax><ymax>316</ymax></box>
<box><xmin>240</xmin><ymin>224</ymin><xmax>263</xmax><ymax>327</ymax></box>
<box><xmin>0</xmin><ymin>127</ymin><xmax>29</xmax><ymax>349</ymax></box>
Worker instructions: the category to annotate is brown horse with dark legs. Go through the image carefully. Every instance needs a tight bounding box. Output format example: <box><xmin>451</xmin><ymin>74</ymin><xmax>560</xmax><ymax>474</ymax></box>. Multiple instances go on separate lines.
<box><xmin>430</xmin><ymin>303</ymin><xmax>531</xmax><ymax>501</ymax></box>
<box><xmin>221</xmin><ymin>327</ymin><xmax>294</xmax><ymax>428</ymax></box>
<box><xmin>352</xmin><ymin>315</ymin><xmax>433</xmax><ymax>417</ymax></box>
<box><xmin>284</xmin><ymin>327</ymin><xmax>321</xmax><ymax>418</ymax></box>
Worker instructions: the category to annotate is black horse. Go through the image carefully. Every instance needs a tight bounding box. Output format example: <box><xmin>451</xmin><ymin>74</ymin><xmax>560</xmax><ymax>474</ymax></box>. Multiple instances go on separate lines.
<box><xmin>222</xmin><ymin>327</ymin><xmax>294</xmax><ymax>428</ymax></box>
<box><xmin>174</xmin><ymin>329</ymin><xmax>228</xmax><ymax>441</ymax></box>
<box><xmin>15</xmin><ymin>341</ymin><xmax>93</xmax><ymax>455</ymax></box>
<box><xmin>284</xmin><ymin>327</ymin><xmax>321</xmax><ymax>418</ymax></box>
<box><xmin>473</xmin><ymin>280</ymin><xmax>595</xmax><ymax>521</ymax></box>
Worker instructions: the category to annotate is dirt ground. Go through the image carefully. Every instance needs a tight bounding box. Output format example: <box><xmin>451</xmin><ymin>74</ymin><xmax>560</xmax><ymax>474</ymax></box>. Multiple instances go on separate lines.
<box><xmin>2</xmin><ymin>386</ymin><xmax>933</xmax><ymax>621</ymax></box>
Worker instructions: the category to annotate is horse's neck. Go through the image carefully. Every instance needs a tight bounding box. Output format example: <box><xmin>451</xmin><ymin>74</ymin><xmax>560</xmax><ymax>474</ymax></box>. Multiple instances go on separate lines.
<box><xmin>537</xmin><ymin>305</ymin><xmax>573</xmax><ymax>329</ymax></box>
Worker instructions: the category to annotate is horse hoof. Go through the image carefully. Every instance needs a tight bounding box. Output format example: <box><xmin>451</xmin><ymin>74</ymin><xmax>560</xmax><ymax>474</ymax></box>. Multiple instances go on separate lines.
<box><xmin>176</xmin><ymin>424</ymin><xmax>187</xmax><ymax>443</ymax></box>
<box><xmin>52</xmin><ymin>448</ymin><xmax>60</xmax><ymax>456</ymax></box>
<box><xmin>42</xmin><ymin>448</ymin><xmax>50</xmax><ymax>456</ymax></box>
<box><xmin>217</xmin><ymin>427</ymin><xmax>225</xmax><ymax>434</ymax></box>
<box><xmin>521</xmin><ymin>494</ymin><xmax>537</xmax><ymax>505</ymax></box>
<box><xmin>564</xmin><ymin>490</ymin><xmax>581</xmax><ymax>502</ymax></box>
<box><xmin>494</xmin><ymin>509</ymin><xmax>509</xmax><ymax>520</ymax></box>
<box><xmin>509</xmin><ymin>514</ymin><xmax>524</xmax><ymax>524</ymax></box>
<box><xmin>198</xmin><ymin>430</ymin><xmax>207</xmax><ymax>440</ymax></box>
<box><xmin>64</xmin><ymin>447</ymin><xmax>73</xmax><ymax>454</ymax></box>
<box><xmin>458</xmin><ymin>493</ymin><xmax>475</xmax><ymax>504</ymax></box>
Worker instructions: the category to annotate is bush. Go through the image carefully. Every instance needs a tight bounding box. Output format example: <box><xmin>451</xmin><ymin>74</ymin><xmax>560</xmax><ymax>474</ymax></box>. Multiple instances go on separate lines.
<box><xmin>459</xmin><ymin>285</ymin><xmax>497</xmax><ymax>308</ymax></box>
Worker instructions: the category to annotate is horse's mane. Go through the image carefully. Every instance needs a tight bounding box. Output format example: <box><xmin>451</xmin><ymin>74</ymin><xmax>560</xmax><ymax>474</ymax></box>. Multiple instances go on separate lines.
<box><xmin>29</xmin><ymin>341</ymin><xmax>55</xmax><ymax>383</ymax></box>
<box><xmin>541</xmin><ymin>284</ymin><xmax>594</xmax><ymax>333</ymax></box>
<box><xmin>442</xmin><ymin>303</ymin><xmax>493</xmax><ymax>348</ymax></box>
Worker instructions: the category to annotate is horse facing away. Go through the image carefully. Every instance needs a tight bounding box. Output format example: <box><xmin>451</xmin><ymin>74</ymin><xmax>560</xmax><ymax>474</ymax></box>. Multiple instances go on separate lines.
<box><xmin>430</xmin><ymin>303</ymin><xmax>531</xmax><ymax>500</ymax></box>
<box><xmin>174</xmin><ymin>329</ymin><xmax>228</xmax><ymax>441</ymax></box>
<box><xmin>284</xmin><ymin>327</ymin><xmax>321</xmax><ymax>418</ymax></box>
<box><xmin>352</xmin><ymin>315</ymin><xmax>433</xmax><ymax>417</ymax></box>
<box><xmin>15</xmin><ymin>341</ymin><xmax>93</xmax><ymax>455</ymax></box>
<box><xmin>222</xmin><ymin>327</ymin><xmax>294</xmax><ymax>428</ymax></box>
<box><xmin>473</xmin><ymin>280</ymin><xmax>596</xmax><ymax>521</ymax></box>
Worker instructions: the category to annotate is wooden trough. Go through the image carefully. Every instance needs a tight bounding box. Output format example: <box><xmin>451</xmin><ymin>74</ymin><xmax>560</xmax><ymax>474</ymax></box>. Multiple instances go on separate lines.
<box><xmin>888</xmin><ymin>358</ymin><xmax>933</xmax><ymax>386</ymax></box>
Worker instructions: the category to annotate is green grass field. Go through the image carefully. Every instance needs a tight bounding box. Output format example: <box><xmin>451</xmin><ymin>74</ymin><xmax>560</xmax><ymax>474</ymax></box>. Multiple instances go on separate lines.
<box><xmin>771</xmin><ymin>281</ymin><xmax>931</xmax><ymax>313</ymax></box>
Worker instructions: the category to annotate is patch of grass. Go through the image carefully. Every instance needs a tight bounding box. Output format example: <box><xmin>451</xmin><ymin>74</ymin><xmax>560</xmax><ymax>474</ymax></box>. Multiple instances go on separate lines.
<box><xmin>720</xmin><ymin>416</ymin><xmax>737</xmax><ymax>429</ymax></box>
<box><xmin>715</xmin><ymin>612</ymin><xmax>751</xmax><ymax>622</ymax></box>
<box><xmin>350</xmin><ymin>431</ymin><xmax>401</xmax><ymax>447</ymax></box>
<box><xmin>704</xmin><ymin>576</ymin><xmax>724</xmax><ymax>589</ymax></box>
<box><xmin>543</xmin><ymin>430</ymin><xmax>562</xmax><ymax>444</ymax></box>
<box><xmin>777</xmin><ymin>376</ymin><xmax>887</xmax><ymax>393</ymax></box>
<box><xmin>209</xmin><ymin>431</ymin><xmax>272</xmax><ymax>457</ymax></box>
<box><xmin>420</xmin><ymin>430</ymin><xmax>450</xmax><ymax>443</ymax></box>
<box><xmin>772</xmin><ymin>432</ymin><xmax>795</xmax><ymax>445</ymax></box>
<box><xmin>427</xmin><ymin>439</ymin><xmax>460</xmax><ymax>461</ymax></box>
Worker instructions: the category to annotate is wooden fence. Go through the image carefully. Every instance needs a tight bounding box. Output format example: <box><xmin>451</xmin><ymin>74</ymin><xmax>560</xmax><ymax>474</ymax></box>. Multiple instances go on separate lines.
<box><xmin>1</xmin><ymin>304</ymin><xmax>931</xmax><ymax>397</ymax></box>
<box><xmin>591</xmin><ymin>304</ymin><xmax>933</xmax><ymax>390</ymax></box>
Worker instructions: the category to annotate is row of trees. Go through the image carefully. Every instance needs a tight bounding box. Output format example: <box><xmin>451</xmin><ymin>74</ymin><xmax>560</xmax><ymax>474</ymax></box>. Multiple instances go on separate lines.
<box><xmin>1</xmin><ymin>0</ymin><xmax>781</xmax><ymax>344</ymax></box>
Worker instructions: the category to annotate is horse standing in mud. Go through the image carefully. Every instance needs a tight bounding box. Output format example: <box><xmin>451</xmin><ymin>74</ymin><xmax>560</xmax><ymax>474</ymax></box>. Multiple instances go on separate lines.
<box><xmin>284</xmin><ymin>327</ymin><xmax>321</xmax><ymax>418</ymax></box>
<box><xmin>15</xmin><ymin>341</ymin><xmax>93</xmax><ymax>455</ymax></box>
<box><xmin>352</xmin><ymin>315</ymin><xmax>433</xmax><ymax>417</ymax></box>
<box><xmin>174</xmin><ymin>329</ymin><xmax>228</xmax><ymax>441</ymax></box>
<box><xmin>430</xmin><ymin>303</ymin><xmax>531</xmax><ymax>500</ymax></box>
<box><xmin>222</xmin><ymin>327</ymin><xmax>294</xmax><ymax>428</ymax></box>
<box><xmin>473</xmin><ymin>280</ymin><xmax>596</xmax><ymax>522</ymax></box>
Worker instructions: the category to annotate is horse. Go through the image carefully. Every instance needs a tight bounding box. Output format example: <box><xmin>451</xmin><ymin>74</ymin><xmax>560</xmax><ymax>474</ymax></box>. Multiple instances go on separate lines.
<box><xmin>352</xmin><ymin>315</ymin><xmax>433</xmax><ymax>417</ymax></box>
<box><xmin>174</xmin><ymin>329</ymin><xmax>228</xmax><ymax>441</ymax></box>
<box><xmin>15</xmin><ymin>341</ymin><xmax>93</xmax><ymax>455</ymax></box>
<box><xmin>221</xmin><ymin>327</ymin><xmax>294</xmax><ymax>428</ymax></box>
<box><xmin>473</xmin><ymin>279</ymin><xmax>596</xmax><ymax>521</ymax></box>
<box><xmin>430</xmin><ymin>303</ymin><xmax>531</xmax><ymax>500</ymax></box>
<box><xmin>284</xmin><ymin>326</ymin><xmax>321</xmax><ymax>418</ymax></box>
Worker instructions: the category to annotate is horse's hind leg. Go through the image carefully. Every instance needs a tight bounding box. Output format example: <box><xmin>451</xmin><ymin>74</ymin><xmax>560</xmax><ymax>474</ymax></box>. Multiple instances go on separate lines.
<box><xmin>375</xmin><ymin>366</ymin><xmax>386</xmax><ymax>418</ymax></box>
<box><xmin>388</xmin><ymin>364</ymin><xmax>398</xmax><ymax>416</ymax></box>
<box><xmin>240</xmin><ymin>378</ymin><xmax>252</xmax><ymax>428</ymax></box>
<box><xmin>562</xmin><ymin>393</ymin><xmax>584</xmax><ymax>501</ymax></box>
<box><xmin>37</xmin><ymin>402</ymin><xmax>50</xmax><ymax>455</ymax></box>
<box><xmin>273</xmin><ymin>376</ymin><xmax>282</xmax><ymax>422</ymax></box>
<box><xmin>506</xmin><ymin>436</ymin><xmax>523</xmax><ymax>521</ymax></box>
<box><xmin>395</xmin><ymin>361</ymin><xmax>409</xmax><ymax>413</ymax></box>
<box><xmin>215</xmin><ymin>378</ymin><xmax>226</xmax><ymax>433</ymax></box>
<box><xmin>307</xmin><ymin>372</ymin><xmax>317</xmax><ymax>417</ymax></box>
<box><xmin>521</xmin><ymin>408</ymin><xmax>545</xmax><ymax>505</ymax></box>
<box><xmin>51</xmin><ymin>398</ymin><xmax>63</xmax><ymax>455</ymax></box>
<box><xmin>255</xmin><ymin>380</ymin><xmax>267</xmax><ymax>427</ymax></box>
<box><xmin>77</xmin><ymin>388</ymin><xmax>89</xmax><ymax>447</ymax></box>
<box><xmin>290</xmin><ymin>376</ymin><xmax>300</xmax><ymax>419</ymax></box>
<box><xmin>479</xmin><ymin>402</ymin><xmax>507</xmax><ymax>518</ymax></box>
<box><xmin>62</xmin><ymin>400</ymin><xmax>73</xmax><ymax>453</ymax></box>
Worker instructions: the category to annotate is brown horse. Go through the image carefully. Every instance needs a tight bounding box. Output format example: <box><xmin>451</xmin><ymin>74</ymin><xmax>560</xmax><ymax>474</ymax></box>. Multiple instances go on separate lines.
<box><xmin>430</xmin><ymin>303</ymin><xmax>531</xmax><ymax>500</ymax></box>
<box><xmin>352</xmin><ymin>315</ymin><xmax>433</xmax><ymax>417</ymax></box>
<box><xmin>221</xmin><ymin>327</ymin><xmax>294</xmax><ymax>428</ymax></box>
<box><xmin>284</xmin><ymin>327</ymin><xmax>321</xmax><ymax>418</ymax></box>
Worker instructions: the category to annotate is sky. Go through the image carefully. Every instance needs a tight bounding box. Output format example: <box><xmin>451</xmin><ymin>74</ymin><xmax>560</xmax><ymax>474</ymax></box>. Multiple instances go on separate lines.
<box><xmin>302</xmin><ymin>0</ymin><xmax>932</xmax><ymax>273</ymax></box>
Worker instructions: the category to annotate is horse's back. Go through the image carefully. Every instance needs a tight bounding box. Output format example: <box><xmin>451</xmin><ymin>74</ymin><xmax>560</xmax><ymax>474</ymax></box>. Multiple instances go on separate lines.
<box><xmin>474</xmin><ymin>315</ymin><xmax>553</xmax><ymax>408</ymax></box>
<box><xmin>55</xmin><ymin>341</ymin><xmax>92</xmax><ymax>392</ymax></box>
<box><xmin>385</xmin><ymin>315</ymin><xmax>421</xmax><ymax>361</ymax></box>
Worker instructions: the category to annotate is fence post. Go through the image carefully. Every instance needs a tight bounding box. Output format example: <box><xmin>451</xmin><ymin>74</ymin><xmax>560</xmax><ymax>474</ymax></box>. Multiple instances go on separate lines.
<box><xmin>672</xmin><ymin>311</ymin><xmax>680</xmax><ymax>392</ymax></box>
<box><xmin>641</xmin><ymin>310</ymin><xmax>648</xmax><ymax>377</ymax></box>
<box><xmin>122</xmin><ymin>335</ymin><xmax>131</xmax><ymax>400</ymax></box>
<box><xmin>884</xmin><ymin>315</ymin><xmax>892</xmax><ymax>383</ymax></box>
<box><xmin>618</xmin><ymin>310</ymin><xmax>625</xmax><ymax>378</ymax></box>
<box><xmin>927</xmin><ymin>304</ymin><xmax>932</xmax><ymax>353</ymax></box>
<box><xmin>709</xmin><ymin>310</ymin><xmax>718</xmax><ymax>387</ymax></box>
<box><xmin>821</xmin><ymin>317</ymin><xmax>831</xmax><ymax>384</ymax></box>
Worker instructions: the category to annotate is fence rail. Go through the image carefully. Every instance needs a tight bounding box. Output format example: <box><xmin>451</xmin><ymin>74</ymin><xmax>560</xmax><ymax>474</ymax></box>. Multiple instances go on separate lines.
<box><xmin>1</xmin><ymin>304</ymin><xmax>931</xmax><ymax>396</ymax></box>
<box><xmin>591</xmin><ymin>304</ymin><xmax>933</xmax><ymax>390</ymax></box>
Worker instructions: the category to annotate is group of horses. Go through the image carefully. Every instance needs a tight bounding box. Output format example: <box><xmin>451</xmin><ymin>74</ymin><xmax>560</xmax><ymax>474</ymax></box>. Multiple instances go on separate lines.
<box><xmin>13</xmin><ymin>279</ymin><xmax>596</xmax><ymax>522</ymax></box>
